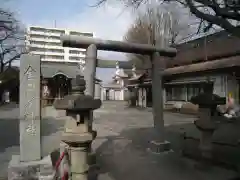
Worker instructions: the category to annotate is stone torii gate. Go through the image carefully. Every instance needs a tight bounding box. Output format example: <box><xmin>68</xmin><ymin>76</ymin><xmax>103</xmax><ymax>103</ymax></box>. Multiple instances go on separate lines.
<box><xmin>61</xmin><ymin>35</ymin><xmax>177</xmax><ymax>152</ymax></box>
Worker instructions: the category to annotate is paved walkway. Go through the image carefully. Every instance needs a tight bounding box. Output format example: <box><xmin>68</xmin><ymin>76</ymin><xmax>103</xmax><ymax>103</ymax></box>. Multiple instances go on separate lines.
<box><xmin>92</xmin><ymin>101</ymin><xmax>238</xmax><ymax>180</ymax></box>
<box><xmin>0</xmin><ymin>101</ymin><xmax>238</xmax><ymax>179</ymax></box>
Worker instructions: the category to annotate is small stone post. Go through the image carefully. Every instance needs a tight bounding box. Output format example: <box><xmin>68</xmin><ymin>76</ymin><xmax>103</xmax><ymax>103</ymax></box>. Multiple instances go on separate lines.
<box><xmin>190</xmin><ymin>83</ymin><xmax>225</xmax><ymax>168</ymax></box>
<box><xmin>54</xmin><ymin>75</ymin><xmax>101</xmax><ymax>180</ymax></box>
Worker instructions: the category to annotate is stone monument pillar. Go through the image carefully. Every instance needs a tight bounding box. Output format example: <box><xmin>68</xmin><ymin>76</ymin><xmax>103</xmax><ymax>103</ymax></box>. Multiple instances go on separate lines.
<box><xmin>8</xmin><ymin>54</ymin><xmax>53</xmax><ymax>180</ymax></box>
<box><xmin>54</xmin><ymin>75</ymin><xmax>101</xmax><ymax>180</ymax></box>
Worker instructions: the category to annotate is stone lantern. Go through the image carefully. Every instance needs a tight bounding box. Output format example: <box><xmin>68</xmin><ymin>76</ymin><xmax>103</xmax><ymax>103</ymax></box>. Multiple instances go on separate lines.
<box><xmin>190</xmin><ymin>83</ymin><xmax>225</xmax><ymax>167</ymax></box>
<box><xmin>54</xmin><ymin>75</ymin><xmax>101</xmax><ymax>180</ymax></box>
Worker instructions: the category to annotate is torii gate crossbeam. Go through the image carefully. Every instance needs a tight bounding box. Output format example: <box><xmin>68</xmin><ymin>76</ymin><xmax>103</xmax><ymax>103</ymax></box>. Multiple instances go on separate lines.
<box><xmin>61</xmin><ymin>35</ymin><xmax>177</xmax><ymax>56</ymax></box>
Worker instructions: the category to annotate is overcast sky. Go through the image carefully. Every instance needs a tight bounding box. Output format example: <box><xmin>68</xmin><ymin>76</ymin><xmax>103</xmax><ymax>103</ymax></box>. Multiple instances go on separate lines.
<box><xmin>4</xmin><ymin>0</ymin><xmax>134</xmax><ymax>82</ymax></box>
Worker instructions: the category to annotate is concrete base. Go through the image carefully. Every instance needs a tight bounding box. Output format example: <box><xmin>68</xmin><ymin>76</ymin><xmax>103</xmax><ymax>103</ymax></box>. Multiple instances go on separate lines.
<box><xmin>8</xmin><ymin>155</ymin><xmax>54</xmax><ymax>180</ymax></box>
<box><xmin>148</xmin><ymin>140</ymin><xmax>171</xmax><ymax>154</ymax></box>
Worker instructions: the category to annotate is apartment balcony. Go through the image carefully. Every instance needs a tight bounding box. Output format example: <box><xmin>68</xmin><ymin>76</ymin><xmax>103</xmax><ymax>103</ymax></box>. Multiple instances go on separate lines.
<box><xmin>68</xmin><ymin>53</ymin><xmax>85</xmax><ymax>58</ymax></box>
<box><xmin>29</xmin><ymin>44</ymin><xmax>64</xmax><ymax>50</ymax></box>
<box><xmin>41</xmin><ymin>58</ymin><xmax>64</xmax><ymax>62</ymax></box>
<box><xmin>29</xmin><ymin>30</ymin><xmax>64</xmax><ymax>37</ymax></box>
<box><xmin>41</xmin><ymin>58</ymin><xmax>84</xmax><ymax>63</ymax></box>
<box><xmin>69</xmin><ymin>55</ymin><xmax>85</xmax><ymax>61</ymax></box>
<box><xmin>30</xmin><ymin>51</ymin><xmax>65</xmax><ymax>56</ymax></box>
<box><xmin>68</xmin><ymin>47</ymin><xmax>86</xmax><ymax>51</ymax></box>
<box><xmin>30</xmin><ymin>37</ymin><xmax>60</xmax><ymax>43</ymax></box>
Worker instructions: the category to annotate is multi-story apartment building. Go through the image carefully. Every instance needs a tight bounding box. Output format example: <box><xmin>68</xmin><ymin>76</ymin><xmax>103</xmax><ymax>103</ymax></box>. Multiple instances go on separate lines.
<box><xmin>24</xmin><ymin>26</ymin><xmax>99</xmax><ymax>104</ymax></box>
<box><xmin>26</xmin><ymin>26</ymin><xmax>93</xmax><ymax>67</ymax></box>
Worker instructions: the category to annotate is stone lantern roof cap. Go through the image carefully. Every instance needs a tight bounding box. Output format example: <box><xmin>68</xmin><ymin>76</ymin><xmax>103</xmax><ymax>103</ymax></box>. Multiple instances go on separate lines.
<box><xmin>54</xmin><ymin>75</ymin><xmax>102</xmax><ymax>111</ymax></box>
<box><xmin>190</xmin><ymin>93</ymin><xmax>226</xmax><ymax>107</ymax></box>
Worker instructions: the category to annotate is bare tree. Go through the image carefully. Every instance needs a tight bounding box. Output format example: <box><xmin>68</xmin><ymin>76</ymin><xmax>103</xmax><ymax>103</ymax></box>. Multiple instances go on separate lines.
<box><xmin>124</xmin><ymin>3</ymin><xmax>196</xmax><ymax>68</ymax></box>
<box><xmin>0</xmin><ymin>8</ymin><xmax>26</xmax><ymax>73</ymax></box>
<box><xmin>94</xmin><ymin>0</ymin><xmax>240</xmax><ymax>37</ymax></box>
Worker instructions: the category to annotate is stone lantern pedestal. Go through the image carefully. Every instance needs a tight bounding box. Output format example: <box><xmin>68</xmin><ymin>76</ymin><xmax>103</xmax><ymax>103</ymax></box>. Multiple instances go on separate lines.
<box><xmin>54</xmin><ymin>75</ymin><xmax>101</xmax><ymax>180</ymax></box>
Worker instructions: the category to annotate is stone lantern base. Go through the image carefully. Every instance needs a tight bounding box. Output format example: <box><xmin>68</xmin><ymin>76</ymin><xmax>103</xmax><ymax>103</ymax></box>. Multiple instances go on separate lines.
<box><xmin>148</xmin><ymin>140</ymin><xmax>172</xmax><ymax>154</ymax></box>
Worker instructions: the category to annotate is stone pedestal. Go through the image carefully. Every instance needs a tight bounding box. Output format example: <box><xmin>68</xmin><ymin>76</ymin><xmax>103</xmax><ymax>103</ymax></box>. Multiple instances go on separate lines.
<box><xmin>8</xmin><ymin>155</ymin><xmax>53</xmax><ymax>180</ymax></box>
<box><xmin>148</xmin><ymin>140</ymin><xmax>171</xmax><ymax>154</ymax></box>
<box><xmin>70</xmin><ymin>146</ymin><xmax>89</xmax><ymax>180</ymax></box>
<box><xmin>199</xmin><ymin>130</ymin><xmax>214</xmax><ymax>160</ymax></box>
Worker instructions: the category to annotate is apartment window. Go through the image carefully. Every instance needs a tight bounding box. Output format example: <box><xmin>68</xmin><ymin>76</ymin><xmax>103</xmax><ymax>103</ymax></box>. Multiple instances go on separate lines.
<box><xmin>192</xmin><ymin>43</ymin><xmax>199</xmax><ymax>48</ymax></box>
<box><xmin>30</xmin><ymin>27</ymin><xmax>46</xmax><ymax>32</ymax></box>
<box><xmin>69</xmin><ymin>50</ymin><xmax>85</xmax><ymax>54</ymax></box>
<box><xmin>30</xmin><ymin>41</ymin><xmax>62</xmax><ymax>46</ymax></box>
<box><xmin>69</xmin><ymin>56</ymin><xmax>83</xmax><ymax>61</ymax></box>
<box><xmin>50</xmin><ymin>35</ymin><xmax>61</xmax><ymax>39</ymax></box>
<box><xmin>43</xmin><ymin>55</ymin><xmax>64</xmax><ymax>60</ymax></box>
<box><xmin>44</xmin><ymin>29</ymin><xmax>65</xmax><ymax>35</ymax></box>
<box><xmin>69</xmin><ymin>31</ymin><xmax>93</xmax><ymax>37</ymax></box>
<box><xmin>30</xmin><ymin>47</ymin><xmax>64</xmax><ymax>53</ymax></box>
<box><xmin>30</xmin><ymin>40</ymin><xmax>45</xmax><ymax>45</ymax></box>
<box><xmin>30</xmin><ymin>34</ymin><xmax>61</xmax><ymax>41</ymax></box>
<box><xmin>30</xmin><ymin>34</ymin><xmax>45</xmax><ymax>39</ymax></box>
<box><xmin>47</xmin><ymin>49</ymin><xmax>64</xmax><ymax>53</ymax></box>
<box><xmin>45</xmin><ymin>42</ymin><xmax>62</xmax><ymax>46</ymax></box>
<box><xmin>29</xmin><ymin>47</ymin><xmax>44</xmax><ymax>52</ymax></box>
<box><xmin>45</xmin><ymin>36</ymin><xmax>61</xmax><ymax>41</ymax></box>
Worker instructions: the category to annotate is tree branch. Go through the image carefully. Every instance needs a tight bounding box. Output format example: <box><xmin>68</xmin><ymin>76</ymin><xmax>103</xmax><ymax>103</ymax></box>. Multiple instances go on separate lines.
<box><xmin>0</xmin><ymin>8</ymin><xmax>25</xmax><ymax>71</ymax></box>
<box><xmin>193</xmin><ymin>0</ymin><xmax>240</xmax><ymax>21</ymax></box>
<box><xmin>185</xmin><ymin>0</ymin><xmax>240</xmax><ymax>37</ymax></box>
<box><xmin>3</xmin><ymin>53</ymin><xmax>21</xmax><ymax>65</ymax></box>
<box><xmin>94</xmin><ymin>0</ymin><xmax>240</xmax><ymax>37</ymax></box>
<box><xmin>2</xmin><ymin>46</ymin><xmax>16</xmax><ymax>56</ymax></box>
